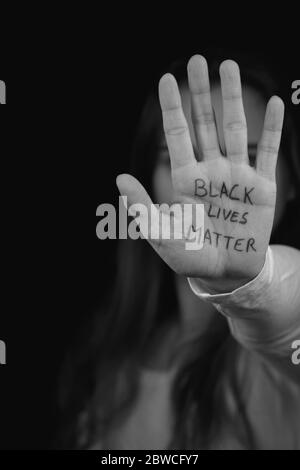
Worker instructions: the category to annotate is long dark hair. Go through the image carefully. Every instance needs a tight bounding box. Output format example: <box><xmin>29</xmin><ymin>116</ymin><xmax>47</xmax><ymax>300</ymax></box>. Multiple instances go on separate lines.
<box><xmin>59</xmin><ymin>48</ymin><xmax>300</xmax><ymax>449</ymax></box>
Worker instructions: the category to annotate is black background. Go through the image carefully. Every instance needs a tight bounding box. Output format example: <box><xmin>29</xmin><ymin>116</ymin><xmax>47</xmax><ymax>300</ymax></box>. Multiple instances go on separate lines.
<box><xmin>0</xmin><ymin>16</ymin><xmax>299</xmax><ymax>449</ymax></box>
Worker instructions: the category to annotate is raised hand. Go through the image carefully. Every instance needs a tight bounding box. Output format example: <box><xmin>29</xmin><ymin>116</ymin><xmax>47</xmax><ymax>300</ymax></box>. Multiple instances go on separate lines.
<box><xmin>116</xmin><ymin>55</ymin><xmax>284</xmax><ymax>290</ymax></box>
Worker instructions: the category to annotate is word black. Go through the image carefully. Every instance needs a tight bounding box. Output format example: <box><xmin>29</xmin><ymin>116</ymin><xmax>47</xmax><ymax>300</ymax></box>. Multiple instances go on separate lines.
<box><xmin>195</xmin><ymin>179</ymin><xmax>254</xmax><ymax>205</ymax></box>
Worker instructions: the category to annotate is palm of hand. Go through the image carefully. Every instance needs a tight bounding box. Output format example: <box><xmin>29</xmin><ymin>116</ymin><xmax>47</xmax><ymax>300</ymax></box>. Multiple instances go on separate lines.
<box><xmin>117</xmin><ymin>55</ymin><xmax>284</xmax><ymax>285</ymax></box>
<box><xmin>169</xmin><ymin>157</ymin><xmax>276</xmax><ymax>279</ymax></box>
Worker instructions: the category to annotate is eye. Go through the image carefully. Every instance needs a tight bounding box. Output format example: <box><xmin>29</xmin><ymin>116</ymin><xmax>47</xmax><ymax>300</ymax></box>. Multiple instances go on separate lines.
<box><xmin>248</xmin><ymin>144</ymin><xmax>257</xmax><ymax>167</ymax></box>
<box><xmin>162</xmin><ymin>159</ymin><xmax>171</xmax><ymax>168</ymax></box>
<box><xmin>248</xmin><ymin>153</ymin><xmax>256</xmax><ymax>167</ymax></box>
<box><xmin>193</xmin><ymin>147</ymin><xmax>201</xmax><ymax>162</ymax></box>
<box><xmin>158</xmin><ymin>150</ymin><xmax>171</xmax><ymax>167</ymax></box>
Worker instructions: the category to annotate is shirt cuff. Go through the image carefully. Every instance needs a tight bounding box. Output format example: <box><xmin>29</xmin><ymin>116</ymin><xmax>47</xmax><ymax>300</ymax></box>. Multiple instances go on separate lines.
<box><xmin>187</xmin><ymin>246</ymin><xmax>274</xmax><ymax>313</ymax></box>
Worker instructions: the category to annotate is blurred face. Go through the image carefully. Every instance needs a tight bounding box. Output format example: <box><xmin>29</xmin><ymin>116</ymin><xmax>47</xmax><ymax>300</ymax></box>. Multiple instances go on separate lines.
<box><xmin>153</xmin><ymin>83</ymin><xmax>294</xmax><ymax>230</ymax></box>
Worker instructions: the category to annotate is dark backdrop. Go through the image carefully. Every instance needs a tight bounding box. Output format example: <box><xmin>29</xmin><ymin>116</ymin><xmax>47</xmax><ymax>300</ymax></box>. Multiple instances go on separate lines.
<box><xmin>0</xmin><ymin>19</ymin><xmax>299</xmax><ymax>449</ymax></box>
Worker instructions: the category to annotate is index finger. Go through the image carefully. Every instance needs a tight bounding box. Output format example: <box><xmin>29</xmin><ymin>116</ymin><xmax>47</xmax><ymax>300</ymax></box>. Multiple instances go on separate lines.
<box><xmin>159</xmin><ymin>73</ymin><xmax>195</xmax><ymax>171</ymax></box>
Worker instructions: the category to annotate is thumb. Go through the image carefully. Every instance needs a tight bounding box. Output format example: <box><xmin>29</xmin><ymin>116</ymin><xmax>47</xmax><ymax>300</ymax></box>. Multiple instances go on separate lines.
<box><xmin>116</xmin><ymin>173</ymin><xmax>153</xmax><ymax>210</ymax></box>
<box><xmin>116</xmin><ymin>173</ymin><xmax>161</xmax><ymax>242</ymax></box>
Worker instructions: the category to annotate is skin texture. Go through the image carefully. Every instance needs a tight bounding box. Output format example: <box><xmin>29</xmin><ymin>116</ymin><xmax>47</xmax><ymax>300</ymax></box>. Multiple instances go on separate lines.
<box><xmin>150</xmin><ymin>79</ymin><xmax>294</xmax><ymax>362</ymax></box>
<box><xmin>115</xmin><ymin>56</ymin><xmax>294</xmax><ymax>365</ymax></box>
<box><xmin>105</xmin><ymin>58</ymin><xmax>299</xmax><ymax>451</ymax></box>
<box><xmin>117</xmin><ymin>55</ymin><xmax>293</xmax><ymax>293</ymax></box>
<box><xmin>153</xmin><ymin>84</ymin><xmax>293</xmax><ymax>231</ymax></box>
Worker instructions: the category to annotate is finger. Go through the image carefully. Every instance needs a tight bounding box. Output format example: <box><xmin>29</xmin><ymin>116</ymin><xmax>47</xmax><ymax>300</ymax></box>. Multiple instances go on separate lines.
<box><xmin>219</xmin><ymin>60</ymin><xmax>248</xmax><ymax>164</ymax></box>
<box><xmin>256</xmin><ymin>96</ymin><xmax>284</xmax><ymax>181</ymax></box>
<box><xmin>187</xmin><ymin>55</ymin><xmax>220</xmax><ymax>161</ymax></box>
<box><xmin>159</xmin><ymin>74</ymin><xmax>195</xmax><ymax>170</ymax></box>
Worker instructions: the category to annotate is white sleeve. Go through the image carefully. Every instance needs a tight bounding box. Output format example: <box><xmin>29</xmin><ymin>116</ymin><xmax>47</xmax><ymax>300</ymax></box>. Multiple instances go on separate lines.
<box><xmin>188</xmin><ymin>245</ymin><xmax>300</xmax><ymax>380</ymax></box>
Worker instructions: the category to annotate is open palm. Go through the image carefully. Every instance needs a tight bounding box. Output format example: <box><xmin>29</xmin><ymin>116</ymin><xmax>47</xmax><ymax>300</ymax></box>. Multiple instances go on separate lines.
<box><xmin>117</xmin><ymin>56</ymin><xmax>284</xmax><ymax>288</ymax></box>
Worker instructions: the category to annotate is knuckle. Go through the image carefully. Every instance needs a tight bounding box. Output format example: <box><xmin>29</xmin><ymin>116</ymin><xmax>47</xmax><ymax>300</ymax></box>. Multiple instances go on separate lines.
<box><xmin>193</xmin><ymin>112</ymin><xmax>215</xmax><ymax>126</ymax></box>
<box><xmin>258</xmin><ymin>144</ymin><xmax>277</xmax><ymax>155</ymax></box>
<box><xmin>164</xmin><ymin>125</ymin><xmax>189</xmax><ymax>136</ymax></box>
<box><xmin>225</xmin><ymin>121</ymin><xmax>247</xmax><ymax>132</ymax></box>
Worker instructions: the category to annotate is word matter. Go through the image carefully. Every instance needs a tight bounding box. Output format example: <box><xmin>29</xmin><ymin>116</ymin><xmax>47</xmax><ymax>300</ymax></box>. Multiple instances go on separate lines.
<box><xmin>203</xmin><ymin>228</ymin><xmax>256</xmax><ymax>252</ymax></box>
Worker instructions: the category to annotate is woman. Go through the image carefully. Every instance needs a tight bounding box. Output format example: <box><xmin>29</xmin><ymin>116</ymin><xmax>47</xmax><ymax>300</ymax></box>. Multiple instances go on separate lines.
<box><xmin>60</xmin><ymin>49</ymin><xmax>300</xmax><ymax>450</ymax></box>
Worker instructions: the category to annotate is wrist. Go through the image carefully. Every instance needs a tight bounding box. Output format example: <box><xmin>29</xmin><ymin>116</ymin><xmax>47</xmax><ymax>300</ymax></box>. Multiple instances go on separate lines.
<box><xmin>189</xmin><ymin>249</ymin><xmax>270</xmax><ymax>296</ymax></box>
<box><xmin>195</xmin><ymin>276</ymin><xmax>255</xmax><ymax>295</ymax></box>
